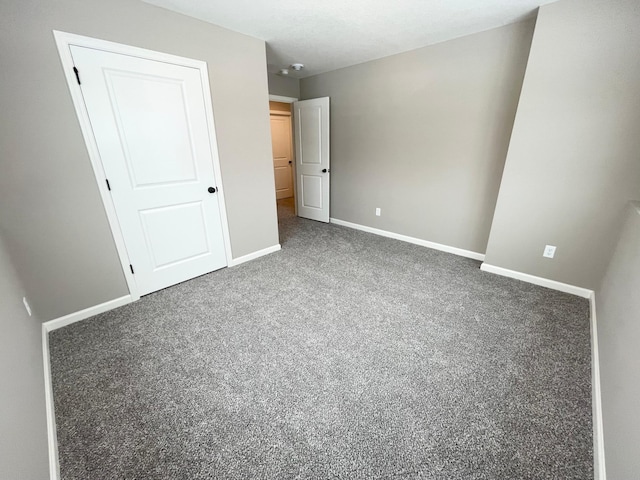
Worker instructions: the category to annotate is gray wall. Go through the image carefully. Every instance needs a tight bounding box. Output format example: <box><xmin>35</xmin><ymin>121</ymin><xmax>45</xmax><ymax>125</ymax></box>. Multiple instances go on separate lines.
<box><xmin>484</xmin><ymin>0</ymin><xmax>640</xmax><ymax>289</ymax></box>
<box><xmin>300</xmin><ymin>20</ymin><xmax>535</xmax><ymax>254</ymax></box>
<box><xmin>0</xmin><ymin>0</ymin><xmax>279</xmax><ymax>320</ymax></box>
<box><xmin>596</xmin><ymin>201</ymin><xmax>640</xmax><ymax>479</ymax></box>
<box><xmin>268</xmin><ymin>73</ymin><xmax>300</xmax><ymax>98</ymax></box>
<box><xmin>0</xmin><ymin>232</ymin><xmax>49</xmax><ymax>480</ymax></box>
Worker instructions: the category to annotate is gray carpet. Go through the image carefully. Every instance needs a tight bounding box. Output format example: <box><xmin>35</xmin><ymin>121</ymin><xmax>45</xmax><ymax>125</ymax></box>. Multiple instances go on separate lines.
<box><xmin>50</xmin><ymin>198</ymin><xmax>593</xmax><ymax>479</ymax></box>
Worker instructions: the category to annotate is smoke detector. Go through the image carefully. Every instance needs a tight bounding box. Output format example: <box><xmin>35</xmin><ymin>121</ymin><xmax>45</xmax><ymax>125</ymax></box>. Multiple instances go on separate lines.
<box><xmin>290</xmin><ymin>63</ymin><xmax>304</xmax><ymax>71</ymax></box>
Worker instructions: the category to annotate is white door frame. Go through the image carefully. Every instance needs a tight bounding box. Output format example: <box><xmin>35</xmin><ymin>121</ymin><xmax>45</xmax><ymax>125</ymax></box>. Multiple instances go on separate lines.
<box><xmin>53</xmin><ymin>31</ymin><xmax>233</xmax><ymax>301</ymax></box>
<box><xmin>269</xmin><ymin>109</ymin><xmax>295</xmax><ymax>202</ymax></box>
<box><xmin>269</xmin><ymin>94</ymin><xmax>298</xmax><ymax>214</ymax></box>
<box><xmin>268</xmin><ymin>94</ymin><xmax>298</xmax><ymax>103</ymax></box>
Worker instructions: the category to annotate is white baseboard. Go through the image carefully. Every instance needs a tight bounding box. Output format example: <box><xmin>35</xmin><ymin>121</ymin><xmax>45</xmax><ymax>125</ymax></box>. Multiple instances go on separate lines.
<box><xmin>329</xmin><ymin>218</ymin><xmax>485</xmax><ymax>261</ymax></box>
<box><xmin>480</xmin><ymin>265</ymin><xmax>603</xmax><ymax>476</ymax></box>
<box><xmin>42</xmin><ymin>326</ymin><xmax>60</xmax><ymax>480</ymax></box>
<box><xmin>43</xmin><ymin>294</ymin><xmax>133</xmax><ymax>332</ymax></box>
<box><xmin>590</xmin><ymin>292</ymin><xmax>607</xmax><ymax>480</ymax></box>
<box><xmin>41</xmin><ymin>295</ymin><xmax>134</xmax><ymax>478</ymax></box>
<box><xmin>479</xmin><ymin>263</ymin><xmax>593</xmax><ymax>298</ymax></box>
<box><xmin>229</xmin><ymin>244</ymin><xmax>281</xmax><ymax>267</ymax></box>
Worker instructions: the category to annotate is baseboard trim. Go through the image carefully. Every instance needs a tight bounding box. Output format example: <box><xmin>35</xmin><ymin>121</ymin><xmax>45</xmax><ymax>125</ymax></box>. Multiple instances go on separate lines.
<box><xmin>229</xmin><ymin>244</ymin><xmax>281</xmax><ymax>267</ymax></box>
<box><xmin>590</xmin><ymin>292</ymin><xmax>607</xmax><ymax>480</ymax></box>
<box><xmin>43</xmin><ymin>295</ymin><xmax>133</xmax><ymax>332</ymax></box>
<box><xmin>42</xmin><ymin>325</ymin><xmax>60</xmax><ymax>480</ymax></box>
<box><xmin>329</xmin><ymin>218</ymin><xmax>485</xmax><ymax>261</ymax></box>
<box><xmin>479</xmin><ymin>263</ymin><xmax>592</xmax><ymax>298</ymax></box>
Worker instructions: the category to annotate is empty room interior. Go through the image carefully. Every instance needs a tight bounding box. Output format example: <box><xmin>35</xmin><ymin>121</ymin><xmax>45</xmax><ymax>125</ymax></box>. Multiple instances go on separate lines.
<box><xmin>1</xmin><ymin>0</ymin><xmax>639</xmax><ymax>478</ymax></box>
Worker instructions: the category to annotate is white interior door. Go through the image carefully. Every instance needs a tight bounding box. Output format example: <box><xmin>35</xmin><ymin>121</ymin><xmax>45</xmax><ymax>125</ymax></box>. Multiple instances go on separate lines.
<box><xmin>70</xmin><ymin>45</ymin><xmax>228</xmax><ymax>296</ymax></box>
<box><xmin>270</xmin><ymin>114</ymin><xmax>294</xmax><ymax>199</ymax></box>
<box><xmin>294</xmin><ymin>97</ymin><xmax>330</xmax><ymax>222</ymax></box>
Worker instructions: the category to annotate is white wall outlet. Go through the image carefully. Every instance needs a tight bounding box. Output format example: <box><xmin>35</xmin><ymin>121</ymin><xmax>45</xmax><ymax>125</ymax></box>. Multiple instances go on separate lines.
<box><xmin>22</xmin><ymin>297</ymin><xmax>32</xmax><ymax>316</ymax></box>
<box><xmin>375</xmin><ymin>207</ymin><xmax>381</xmax><ymax>216</ymax></box>
<box><xmin>543</xmin><ymin>245</ymin><xmax>557</xmax><ymax>258</ymax></box>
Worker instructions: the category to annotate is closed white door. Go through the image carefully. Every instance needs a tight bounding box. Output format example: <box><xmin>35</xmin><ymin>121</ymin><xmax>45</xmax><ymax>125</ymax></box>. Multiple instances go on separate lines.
<box><xmin>270</xmin><ymin>114</ymin><xmax>294</xmax><ymax>199</ymax></box>
<box><xmin>70</xmin><ymin>45</ymin><xmax>227</xmax><ymax>296</ymax></box>
<box><xmin>294</xmin><ymin>98</ymin><xmax>330</xmax><ymax>222</ymax></box>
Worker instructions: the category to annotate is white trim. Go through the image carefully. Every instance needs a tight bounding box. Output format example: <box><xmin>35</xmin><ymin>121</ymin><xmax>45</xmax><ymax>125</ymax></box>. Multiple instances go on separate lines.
<box><xmin>41</xmin><ymin>293</ymin><xmax>133</xmax><ymax>479</ymax></box>
<box><xmin>269</xmin><ymin>110</ymin><xmax>292</xmax><ymax>116</ymax></box>
<box><xmin>269</xmin><ymin>94</ymin><xmax>298</xmax><ymax>103</ymax></box>
<box><xmin>590</xmin><ymin>292</ymin><xmax>607</xmax><ymax>480</ymax></box>
<box><xmin>43</xmin><ymin>295</ymin><xmax>133</xmax><ymax>332</ymax></box>
<box><xmin>42</xmin><ymin>326</ymin><xmax>60</xmax><ymax>480</ymax></box>
<box><xmin>54</xmin><ymin>30</ymin><xmax>214</xmax><ymax>67</ymax></box>
<box><xmin>479</xmin><ymin>263</ymin><xmax>604</xmax><ymax>475</ymax></box>
<box><xmin>479</xmin><ymin>263</ymin><xmax>592</xmax><ymax>298</ymax></box>
<box><xmin>53</xmin><ymin>30</ymin><xmax>234</xmax><ymax>298</ymax></box>
<box><xmin>228</xmin><ymin>244</ymin><xmax>281</xmax><ymax>267</ymax></box>
<box><xmin>53</xmin><ymin>31</ymin><xmax>139</xmax><ymax>301</ymax></box>
<box><xmin>329</xmin><ymin>218</ymin><xmax>485</xmax><ymax>261</ymax></box>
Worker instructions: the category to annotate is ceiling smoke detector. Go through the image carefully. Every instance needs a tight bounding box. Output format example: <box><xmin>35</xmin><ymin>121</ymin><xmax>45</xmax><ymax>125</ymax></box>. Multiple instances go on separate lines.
<box><xmin>290</xmin><ymin>63</ymin><xmax>304</xmax><ymax>71</ymax></box>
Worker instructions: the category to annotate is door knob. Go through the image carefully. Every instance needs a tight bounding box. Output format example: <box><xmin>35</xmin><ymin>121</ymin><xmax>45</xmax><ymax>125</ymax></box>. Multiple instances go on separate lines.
<box><xmin>208</xmin><ymin>186</ymin><xmax>217</xmax><ymax>193</ymax></box>
<box><xmin>322</xmin><ymin>168</ymin><xmax>328</xmax><ymax>173</ymax></box>
<box><xmin>288</xmin><ymin>160</ymin><xmax>292</xmax><ymax>164</ymax></box>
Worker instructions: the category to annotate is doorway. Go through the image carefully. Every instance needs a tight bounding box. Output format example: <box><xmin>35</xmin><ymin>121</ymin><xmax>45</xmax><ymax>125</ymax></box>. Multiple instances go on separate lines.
<box><xmin>269</xmin><ymin>100</ymin><xmax>296</xmax><ymax>221</ymax></box>
<box><xmin>270</xmin><ymin>101</ymin><xmax>295</xmax><ymax>199</ymax></box>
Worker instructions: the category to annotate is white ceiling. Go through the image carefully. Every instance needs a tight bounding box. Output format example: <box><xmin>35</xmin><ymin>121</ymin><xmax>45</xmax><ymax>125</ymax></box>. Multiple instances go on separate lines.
<box><xmin>142</xmin><ymin>0</ymin><xmax>559</xmax><ymax>78</ymax></box>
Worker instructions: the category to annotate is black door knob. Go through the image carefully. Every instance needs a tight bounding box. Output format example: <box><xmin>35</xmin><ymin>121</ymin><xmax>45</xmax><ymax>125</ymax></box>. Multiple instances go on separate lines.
<box><xmin>208</xmin><ymin>186</ymin><xmax>217</xmax><ymax>193</ymax></box>
<box><xmin>288</xmin><ymin>160</ymin><xmax>292</xmax><ymax>164</ymax></box>
<box><xmin>322</xmin><ymin>169</ymin><xmax>328</xmax><ymax>173</ymax></box>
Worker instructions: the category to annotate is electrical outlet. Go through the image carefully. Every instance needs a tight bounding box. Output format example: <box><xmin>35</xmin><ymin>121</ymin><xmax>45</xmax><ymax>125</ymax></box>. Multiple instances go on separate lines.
<box><xmin>23</xmin><ymin>297</ymin><xmax>32</xmax><ymax>316</ymax></box>
<box><xmin>543</xmin><ymin>245</ymin><xmax>557</xmax><ymax>259</ymax></box>
<box><xmin>375</xmin><ymin>208</ymin><xmax>381</xmax><ymax>216</ymax></box>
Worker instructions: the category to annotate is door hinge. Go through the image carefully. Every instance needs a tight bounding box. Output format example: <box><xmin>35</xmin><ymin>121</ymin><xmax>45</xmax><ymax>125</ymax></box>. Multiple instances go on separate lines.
<box><xmin>105</xmin><ymin>179</ymin><xmax>111</xmax><ymax>191</ymax></box>
<box><xmin>73</xmin><ymin>66</ymin><xmax>81</xmax><ymax>85</ymax></box>
<box><xmin>129</xmin><ymin>264</ymin><xmax>135</xmax><ymax>274</ymax></box>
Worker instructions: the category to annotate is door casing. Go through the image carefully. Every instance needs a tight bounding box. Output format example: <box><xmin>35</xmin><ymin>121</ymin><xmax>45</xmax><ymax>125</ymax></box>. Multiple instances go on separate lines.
<box><xmin>54</xmin><ymin>30</ymin><xmax>233</xmax><ymax>301</ymax></box>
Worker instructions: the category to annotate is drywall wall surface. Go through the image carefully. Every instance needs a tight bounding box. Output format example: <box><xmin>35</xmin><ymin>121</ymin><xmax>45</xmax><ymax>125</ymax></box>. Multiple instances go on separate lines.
<box><xmin>484</xmin><ymin>0</ymin><xmax>640</xmax><ymax>289</ymax></box>
<box><xmin>0</xmin><ymin>0</ymin><xmax>278</xmax><ymax>320</ymax></box>
<box><xmin>300</xmin><ymin>20</ymin><xmax>535</xmax><ymax>254</ymax></box>
<box><xmin>596</xmin><ymin>201</ymin><xmax>640</xmax><ymax>479</ymax></box>
<box><xmin>268</xmin><ymin>72</ymin><xmax>300</xmax><ymax>98</ymax></box>
<box><xmin>0</xmin><ymin>232</ymin><xmax>48</xmax><ymax>479</ymax></box>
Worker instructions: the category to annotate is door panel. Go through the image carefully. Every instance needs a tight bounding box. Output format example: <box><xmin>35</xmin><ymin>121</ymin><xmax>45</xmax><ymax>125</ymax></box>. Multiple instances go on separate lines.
<box><xmin>71</xmin><ymin>45</ymin><xmax>227</xmax><ymax>296</ymax></box>
<box><xmin>107</xmin><ymin>72</ymin><xmax>198</xmax><ymax>187</ymax></box>
<box><xmin>294</xmin><ymin>98</ymin><xmax>330</xmax><ymax>222</ymax></box>
<box><xmin>139</xmin><ymin>202</ymin><xmax>210</xmax><ymax>269</ymax></box>
<box><xmin>298</xmin><ymin>107</ymin><xmax>322</xmax><ymax>165</ymax></box>
<box><xmin>270</xmin><ymin>114</ymin><xmax>294</xmax><ymax>199</ymax></box>
<box><xmin>301</xmin><ymin>175</ymin><xmax>323</xmax><ymax>209</ymax></box>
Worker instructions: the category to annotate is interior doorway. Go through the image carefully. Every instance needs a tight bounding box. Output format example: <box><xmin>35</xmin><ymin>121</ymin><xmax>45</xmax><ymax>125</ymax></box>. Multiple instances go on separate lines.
<box><xmin>269</xmin><ymin>101</ymin><xmax>295</xmax><ymax>202</ymax></box>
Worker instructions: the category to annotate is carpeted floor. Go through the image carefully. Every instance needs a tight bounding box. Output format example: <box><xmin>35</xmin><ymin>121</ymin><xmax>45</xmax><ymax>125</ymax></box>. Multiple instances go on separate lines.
<box><xmin>50</xmin><ymin>198</ymin><xmax>593</xmax><ymax>479</ymax></box>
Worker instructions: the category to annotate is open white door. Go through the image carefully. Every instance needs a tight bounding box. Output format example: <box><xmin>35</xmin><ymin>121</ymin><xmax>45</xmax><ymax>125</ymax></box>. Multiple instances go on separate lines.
<box><xmin>293</xmin><ymin>97</ymin><xmax>330</xmax><ymax>222</ymax></box>
<box><xmin>69</xmin><ymin>44</ymin><xmax>229</xmax><ymax>296</ymax></box>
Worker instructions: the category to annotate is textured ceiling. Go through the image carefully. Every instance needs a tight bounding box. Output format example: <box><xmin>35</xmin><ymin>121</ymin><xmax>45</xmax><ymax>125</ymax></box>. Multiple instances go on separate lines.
<box><xmin>142</xmin><ymin>0</ymin><xmax>558</xmax><ymax>78</ymax></box>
